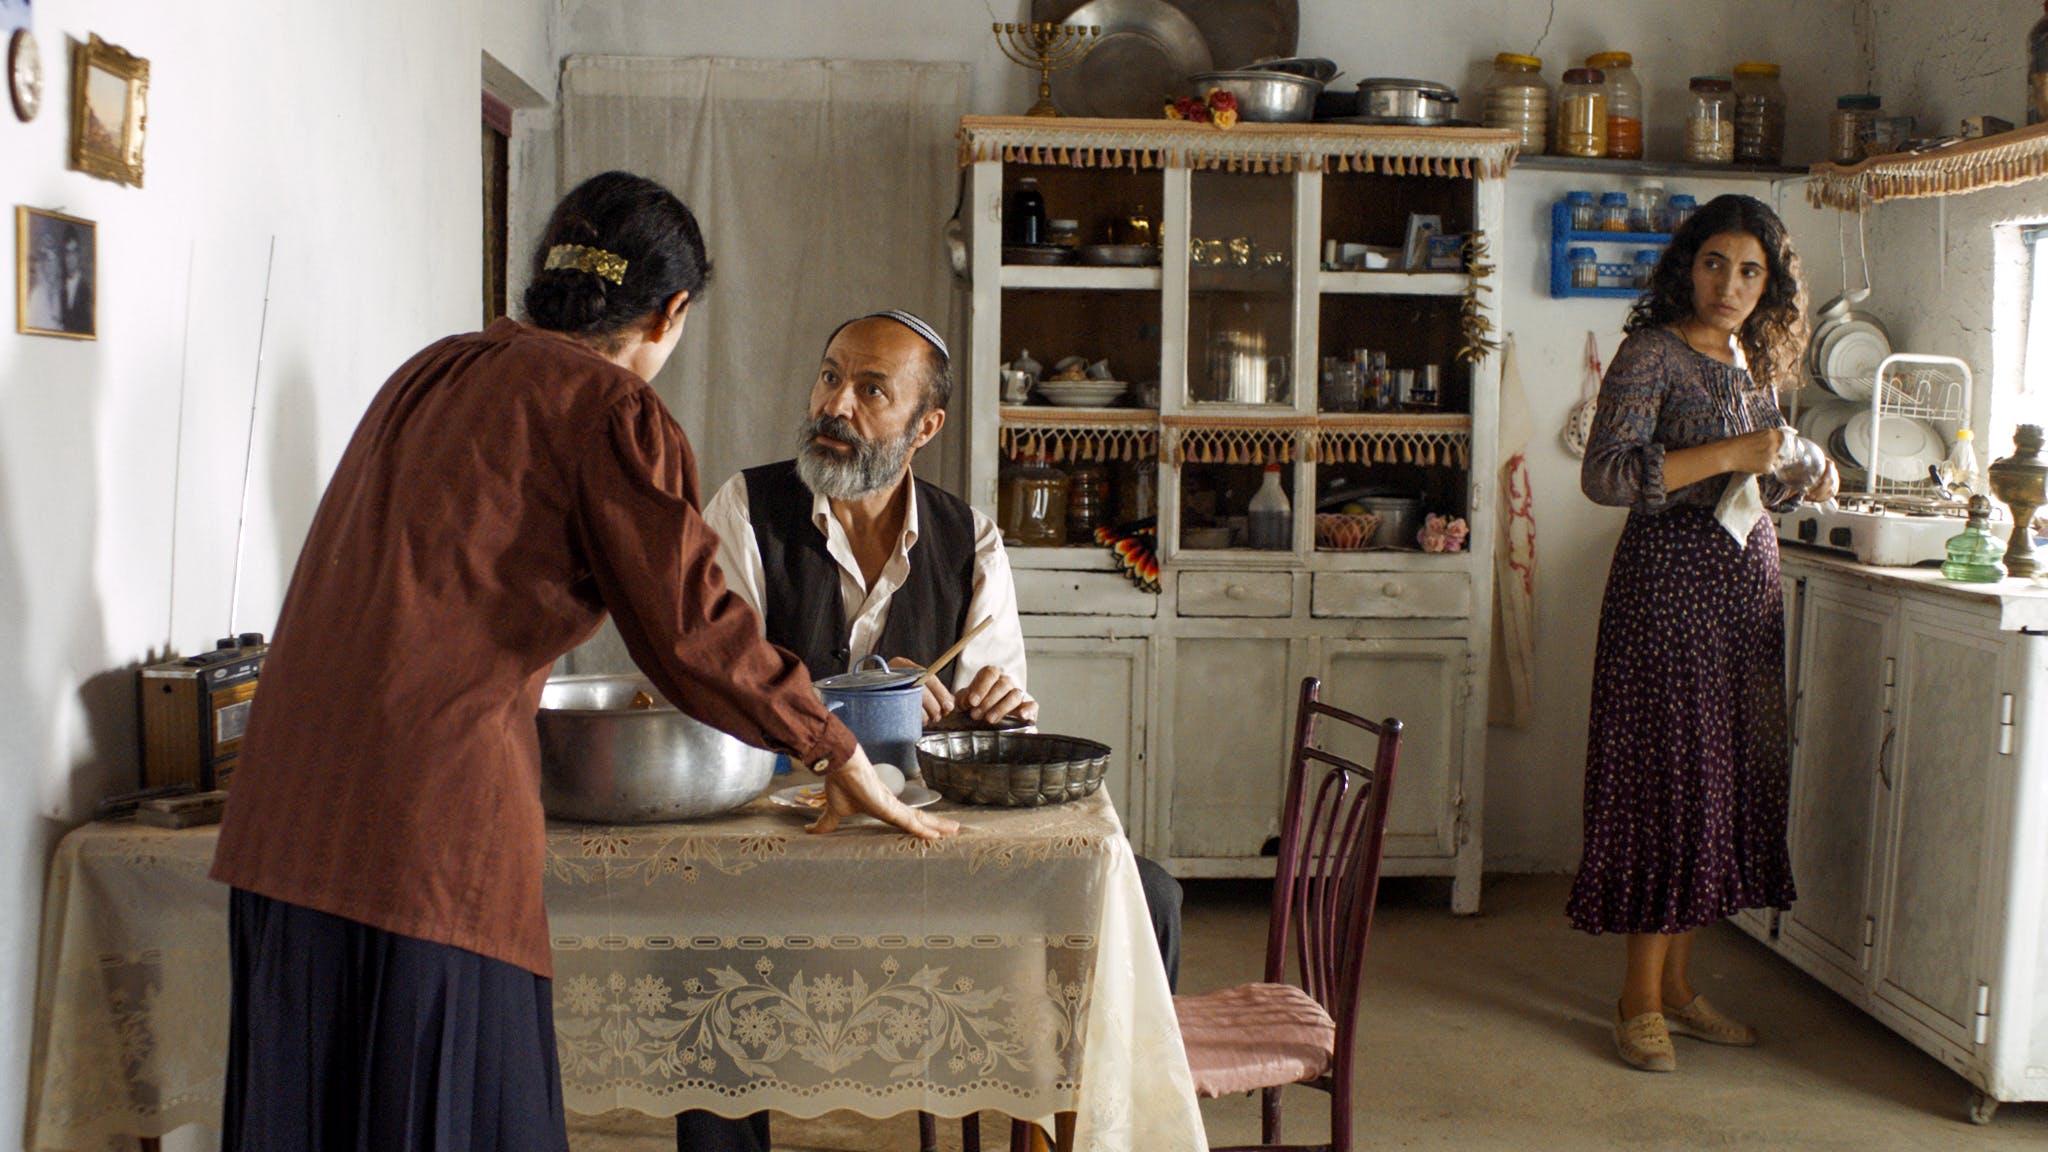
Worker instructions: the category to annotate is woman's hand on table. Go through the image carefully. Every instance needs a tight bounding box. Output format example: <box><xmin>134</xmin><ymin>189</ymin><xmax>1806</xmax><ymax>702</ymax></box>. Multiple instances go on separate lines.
<box><xmin>807</xmin><ymin>747</ymin><xmax>959</xmax><ymax>839</ymax></box>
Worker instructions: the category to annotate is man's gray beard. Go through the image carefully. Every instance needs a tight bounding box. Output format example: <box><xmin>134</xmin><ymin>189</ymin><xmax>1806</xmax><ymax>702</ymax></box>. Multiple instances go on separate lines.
<box><xmin>794</xmin><ymin>414</ymin><xmax>917</xmax><ymax>500</ymax></box>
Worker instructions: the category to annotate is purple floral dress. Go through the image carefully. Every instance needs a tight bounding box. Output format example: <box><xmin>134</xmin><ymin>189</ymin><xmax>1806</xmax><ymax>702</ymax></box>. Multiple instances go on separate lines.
<box><xmin>1566</xmin><ymin>326</ymin><xmax>1799</xmax><ymax>935</ymax></box>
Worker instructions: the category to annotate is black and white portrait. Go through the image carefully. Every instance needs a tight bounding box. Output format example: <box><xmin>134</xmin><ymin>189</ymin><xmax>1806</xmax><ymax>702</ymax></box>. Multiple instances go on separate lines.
<box><xmin>16</xmin><ymin>206</ymin><xmax>95</xmax><ymax>339</ymax></box>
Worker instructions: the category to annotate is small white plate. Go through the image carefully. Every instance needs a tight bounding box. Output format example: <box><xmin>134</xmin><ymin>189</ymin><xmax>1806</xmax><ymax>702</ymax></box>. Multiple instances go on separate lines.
<box><xmin>770</xmin><ymin>782</ymin><xmax>942</xmax><ymax>820</ymax></box>
<box><xmin>1797</xmin><ymin>401</ymin><xmax>1860</xmax><ymax>462</ymax></box>
<box><xmin>1844</xmin><ymin>410</ymin><xmax>1945</xmax><ymax>484</ymax></box>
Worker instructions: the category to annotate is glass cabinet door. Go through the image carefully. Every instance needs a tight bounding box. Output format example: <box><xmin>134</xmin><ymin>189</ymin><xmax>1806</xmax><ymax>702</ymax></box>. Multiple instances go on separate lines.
<box><xmin>1185</xmin><ymin>170</ymin><xmax>1296</xmax><ymax>409</ymax></box>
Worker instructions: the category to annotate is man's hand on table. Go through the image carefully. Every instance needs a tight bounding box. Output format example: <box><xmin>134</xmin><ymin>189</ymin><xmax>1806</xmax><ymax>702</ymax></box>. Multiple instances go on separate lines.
<box><xmin>888</xmin><ymin>658</ymin><xmax>1038</xmax><ymax>726</ymax></box>
<box><xmin>807</xmin><ymin>747</ymin><xmax>960</xmax><ymax>839</ymax></box>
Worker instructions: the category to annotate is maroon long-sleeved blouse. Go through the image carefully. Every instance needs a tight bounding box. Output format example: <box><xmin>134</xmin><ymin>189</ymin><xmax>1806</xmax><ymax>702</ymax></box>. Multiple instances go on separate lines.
<box><xmin>211</xmin><ymin>319</ymin><xmax>854</xmax><ymax>976</ymax></box>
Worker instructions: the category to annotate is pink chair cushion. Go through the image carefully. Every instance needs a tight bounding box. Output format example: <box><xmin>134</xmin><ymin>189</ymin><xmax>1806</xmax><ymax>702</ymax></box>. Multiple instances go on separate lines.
<box><xmin>1173</xmin><ymin>982</ymin><xmax>1337</xmax><ymax>1099</ymax></box>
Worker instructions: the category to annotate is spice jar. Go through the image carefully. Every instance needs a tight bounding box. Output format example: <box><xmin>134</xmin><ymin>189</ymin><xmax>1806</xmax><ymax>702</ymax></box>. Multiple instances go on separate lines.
<box><xmin>1484</xmin><ymin>52</ymin><xmax>1551</xmax><ymax>154</ymax></box>
<box><xmin>1584</xmin><ymin>52</ymin><xmax>1643</xmax><ymax>159</ymax></box>
<box><xmin>1556</xmin><ymin>68</ymin><xmax>1609</xmax><ymax>158</ymax></box>
<box><xmin>1685</xmin><ymin>76</ymin><xmax>1736</xmax><ymax>164</ymax></box>
<box><xmin>1048</xmin><ymin>219</ymin><xmax>1080</xmax><ymax>249</ymax></box>
<box><xmin>1568</xmin><ymin>246</ymin><xmax>1600</xmax><ymax>290</ymax></box>
<box><xmin>1565</xmin><ymin>190</ymin><xmax>1598</xmax><ymax>231</ymax></box>
<box><xmin>1599</xmin><ymin>192</ymin><xmax>1631</xmax><ymax>231</ymax></box>
<box><xmin>1632</xmin><ymin>249</ymin><xmax>1661</xmax><ymax>289</ymax></box>
<box><xmin>1629</xmin><ymin>179</ymin><xmax>1665</xmax><ymax>233</ymax></box>
<box><xmin>1666</xmin><ymin>193</ymin><xmax>1698</xmax><ymax>231</ymax></box>
<box><xmin>1118</xmin><ymin>460</ymin><xmax>1157</xmax><ymax>522</ymax></box>
<box><xmin>1828</xmin><ymin>94</ymin><xmax>1881</xmax><ymax>164</ymax></box>
<box><xmin>1732</xmin><ymin>62</ymin><xmax>1787</xmax><ymax>165</ymax></box>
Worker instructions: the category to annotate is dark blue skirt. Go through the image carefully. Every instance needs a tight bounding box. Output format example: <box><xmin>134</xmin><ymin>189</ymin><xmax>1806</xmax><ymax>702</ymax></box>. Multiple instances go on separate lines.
<box><xmin>223</xmin><ymin>889</ymin><xmax>571</xmax><ymax>1152</ymax></box>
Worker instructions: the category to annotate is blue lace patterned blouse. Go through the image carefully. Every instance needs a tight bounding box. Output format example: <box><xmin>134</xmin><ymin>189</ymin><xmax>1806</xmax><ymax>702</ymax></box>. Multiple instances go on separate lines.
<box><xmin>1581</xmin><ymin>326</ymin><xmax>1796</xmax><ymax>514</ymax></box>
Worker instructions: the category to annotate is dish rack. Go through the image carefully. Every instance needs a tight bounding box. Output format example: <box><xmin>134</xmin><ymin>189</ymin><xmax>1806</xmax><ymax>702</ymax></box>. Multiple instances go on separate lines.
<box><xmin>1860</xmin><ymin>353</ymin><xmax>1971</xmax><ymax>499</ymax></box>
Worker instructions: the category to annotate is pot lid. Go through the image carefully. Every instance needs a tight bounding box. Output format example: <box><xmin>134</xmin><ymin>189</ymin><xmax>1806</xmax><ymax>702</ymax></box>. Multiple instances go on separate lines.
<box><xmin>1244</xmin><ymin>55</ymin><xmax>1339</xmax><ymax>83</ymax></box>
<box><xmin>816</xmin><ymin>656</ymin><xmax>926</xmax><ymax>693</ymax></box>
<box><xmin>1356</xmin><ymin>77</ymin><xmax>1457</xmax><ymax>97</ymax></box>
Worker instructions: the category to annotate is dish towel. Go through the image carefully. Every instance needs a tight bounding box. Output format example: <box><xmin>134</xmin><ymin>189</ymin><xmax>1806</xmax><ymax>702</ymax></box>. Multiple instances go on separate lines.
<box><xmin>1489</xmin><ymin>337</ymin><xmax>1537</xmax><ymax>728</ymax></box>
<box><xmin>1715</xmin><ymin>474</ymin><xmax>1766</xmax><ymax>545</ymax></box>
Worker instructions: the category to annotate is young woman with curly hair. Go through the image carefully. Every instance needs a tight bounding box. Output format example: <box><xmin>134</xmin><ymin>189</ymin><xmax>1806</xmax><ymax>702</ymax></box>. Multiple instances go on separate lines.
<box><xmin>1568</xmin><ymin>194</ymin><xmax>1838</xmax><ymax>1072</ymax></box>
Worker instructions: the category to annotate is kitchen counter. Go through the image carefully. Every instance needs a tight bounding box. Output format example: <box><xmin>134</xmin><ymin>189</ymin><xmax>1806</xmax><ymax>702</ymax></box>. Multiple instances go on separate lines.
<box><xmin>1780</xmin><ymin>543</ymin><xmax>2048</xmax><ymax>632</ymax></box>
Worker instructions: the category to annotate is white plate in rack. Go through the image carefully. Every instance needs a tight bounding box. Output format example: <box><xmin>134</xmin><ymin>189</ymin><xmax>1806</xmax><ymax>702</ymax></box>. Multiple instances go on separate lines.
<box><xmin>1818</xmin><ymin>321</ymin><xmax>1890</xmax><ymax>401</ymax></box>
<box><xmin>1843</xmin><ymin>410</ymin><xmax>1945</xmax><ymax>485</ymax></box>
<box><xmin>1036</xmin><ymin>381</ymin><xmax>1127</xmax><ymax>407</ymax></box>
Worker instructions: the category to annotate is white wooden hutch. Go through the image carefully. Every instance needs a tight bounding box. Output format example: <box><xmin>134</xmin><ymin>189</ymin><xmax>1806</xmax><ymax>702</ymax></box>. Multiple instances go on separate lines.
<box><xmin>958</xmin><ymin>117</ymin><xmax>1515</xmax><ymax>911</ymax></box>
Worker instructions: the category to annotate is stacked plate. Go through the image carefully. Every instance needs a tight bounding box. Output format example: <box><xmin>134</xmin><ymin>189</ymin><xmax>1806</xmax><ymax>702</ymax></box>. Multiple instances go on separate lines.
<box><xmin>1807</xmin><ymin>304</ymin><xmax>1892</xmax><ymax>400</ymax></box>
<box><xmin>1037</xmin><ymin>379</ymin><xmax>1127</xmax><ymax>407</ymax></box>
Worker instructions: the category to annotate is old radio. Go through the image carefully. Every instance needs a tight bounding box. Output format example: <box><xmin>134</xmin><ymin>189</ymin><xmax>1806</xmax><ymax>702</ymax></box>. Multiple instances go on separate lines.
<box><xmin>138</xmin><ymin>632</ymin><xmax>267</xmax><ymax>791</ymax></box>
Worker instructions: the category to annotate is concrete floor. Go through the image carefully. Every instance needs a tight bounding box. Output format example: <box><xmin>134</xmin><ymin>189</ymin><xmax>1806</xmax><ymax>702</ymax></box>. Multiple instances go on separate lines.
<box><xmin>571</xmin><ymin>874</ymin><xmax>2048</xmax><ymax>1152</ymax></box>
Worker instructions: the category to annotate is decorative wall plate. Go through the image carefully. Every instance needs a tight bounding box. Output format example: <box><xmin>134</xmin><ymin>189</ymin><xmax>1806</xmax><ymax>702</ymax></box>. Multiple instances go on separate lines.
<box><xmin>9</xmin><ymin>29</ymin><xmax>41</xmax><ymax>122</ymax></box>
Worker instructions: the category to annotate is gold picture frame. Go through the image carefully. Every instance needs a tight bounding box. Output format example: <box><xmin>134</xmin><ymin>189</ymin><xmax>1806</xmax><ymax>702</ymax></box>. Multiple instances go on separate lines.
<box><xmin>16</xmin><ymin>206</ymin><xmax>97</xmax><ymax>340</ymax></box>
<box><xmin>69</xmin><ymin>33</ymin><xmax>147</xmax><ymax>187</ymax></box>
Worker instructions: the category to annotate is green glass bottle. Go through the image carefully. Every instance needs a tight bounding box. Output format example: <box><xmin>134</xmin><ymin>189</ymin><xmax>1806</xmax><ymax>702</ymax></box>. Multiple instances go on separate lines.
<box><xmin>1942</xmin><ymin>496</ymin><xmax>2008</xmax><ymax>583</ymax></box>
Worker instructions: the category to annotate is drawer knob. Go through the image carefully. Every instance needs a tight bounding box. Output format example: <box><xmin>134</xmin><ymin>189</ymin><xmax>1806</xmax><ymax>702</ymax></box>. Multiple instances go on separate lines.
<box><xmin>1381</xmin><ymin>580</ymin><xmax>1405</xmax><ymax>598</ymax></box>
<box><xmin>1225</xmin><ymin>583</ymin><xmax>1248</xmax><ymax>600</ymax></box>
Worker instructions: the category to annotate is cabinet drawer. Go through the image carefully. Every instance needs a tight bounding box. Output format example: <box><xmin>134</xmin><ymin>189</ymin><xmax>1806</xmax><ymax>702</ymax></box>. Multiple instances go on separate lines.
<box><xmin>1312</xmin><ymin>572</ymin><xmax>1471</xmax><ymax>618</ymax></box>
<box><xmin>1177</xmin><ymin>572</ymin><xmax>1294</xmax><ymax>617</ymax></box>
<box><xmin>1015</xmin><ymin>570</ymin><xmax>1158</xmax><ymax>617</ymax></box>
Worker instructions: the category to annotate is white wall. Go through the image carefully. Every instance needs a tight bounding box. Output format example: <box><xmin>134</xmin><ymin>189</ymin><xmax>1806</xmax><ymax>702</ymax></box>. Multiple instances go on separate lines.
<box><xmin>1859</xmin><ymin>0</ymin><xmax>2048</xmax><ymax>460</ymax></box>
<box><xmin>0</xmin><ymin>0</ymin><xmax>552</xmax><ymax>1138</ymax></box>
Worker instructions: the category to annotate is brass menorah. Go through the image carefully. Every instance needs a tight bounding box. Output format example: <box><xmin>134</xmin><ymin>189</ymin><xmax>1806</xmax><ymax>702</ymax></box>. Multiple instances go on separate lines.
<box><xmin>995</xmin><ymin>22</ymin><xmax>1099</xmax><ymax>117</ymax></box>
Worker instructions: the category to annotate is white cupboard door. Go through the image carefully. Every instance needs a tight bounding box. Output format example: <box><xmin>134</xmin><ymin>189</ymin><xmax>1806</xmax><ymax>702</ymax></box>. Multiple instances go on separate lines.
<box><xmin>1870</xmin><ymin>602</ymin><xmax>2006</xmax><ymax>1054</ymax></box>
<box><xmin>1167</xmin><ymin>638</ymin><xmax>1296</xmax><ymax>861</ymax></box>
<box><xmin>1778</xmin><ymin>583</ymin><xmax>1896</xmax><ymax>995</ymax></box>
<box><xmin>1023</xmin><ymin>635</ymin><xmax>1149</xmax><ymax>847</ymax></box>
<box><xmin>1317</xmin><ymin>638</ymin><xmax>1468</xmax><ymax>860</ymax></box>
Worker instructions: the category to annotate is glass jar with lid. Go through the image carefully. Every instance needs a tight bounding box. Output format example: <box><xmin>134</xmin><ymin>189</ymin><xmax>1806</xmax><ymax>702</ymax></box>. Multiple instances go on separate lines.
<box><xmin>1568</xmin><ymin>246</ymin><xmax>1600</xmax><ymax>290</ymax></box>
<box><xmin>1484</xmin><ymin>53</ymin><xmax>1551</xmax><ymax>154</ymax></box>
<box><xmin>1666</xmin><ymin>193</ymin><xmax>1698</xmax><ymax>231</ymax></box>
<box><xmin>1556</xmin><ymin>68</ymin><xmax>1609</xmax><ymax>158</ymax></box>
<box><xmin>1631</xmin><ymin>249</ymin><xmax>1661</xmax><ymax>289</ymax></box>
<box><xmin>1828</xmin><ymin>94</ymin><xmax>1881</xmax><ymax>164</ymax></box>
<box><xmin>1565</xmin><ymin>190</ymin><xmax>1598</xmax><ymax>230</ymax></box>
<box><xmin>1584</xmin><ymin>52</ymin><xmax>1643</xmax><ymax>159</ymax></box>
<box><xmin>1732</xmin><ymin>62</ymin><xmax>1787</xmax><ymax>164</ymax></box>
<box><xmin>1685</xmin><ymin>76</ymin><xmax>1736</xmax><ymax>164</ymax></box>
<box><xmin>1629</xmin><ymin>179</ymin><xmax>1665</xmax><ymax>232</ymax></box>
<box><xmin>1000</xmin><ymin>456</ymin><xmax>1069</xmax><ymax>547</ymax></box>
<box><xmin>1599</xmin><ymin>192</ymin><xmax>1631</xmax><ymax>231</ymax></box>
<box><xmin>1064</xmin><ymin>462</ymin><xmax>1111</xmax><ymax>542</ymax></box>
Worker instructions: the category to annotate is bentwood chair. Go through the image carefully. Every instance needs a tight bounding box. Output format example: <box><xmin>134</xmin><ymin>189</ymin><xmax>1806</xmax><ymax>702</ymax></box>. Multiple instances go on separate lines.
<box><xmin>1170</xmin><ymin>676</ymin><xmax>1401</xmax><ymax>1152</ymax></box>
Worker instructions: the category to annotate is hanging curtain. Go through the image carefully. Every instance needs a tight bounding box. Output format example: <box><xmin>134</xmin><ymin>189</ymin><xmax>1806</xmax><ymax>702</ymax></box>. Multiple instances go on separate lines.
<box><xmin>561</xmin><ymin>56</ymin><xmax>970</xmax><ymax>495</ymax></box>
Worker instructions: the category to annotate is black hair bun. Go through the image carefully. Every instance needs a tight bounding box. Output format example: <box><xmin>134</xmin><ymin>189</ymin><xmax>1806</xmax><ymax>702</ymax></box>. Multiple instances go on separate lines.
<box><xmin>522</xmin><ymin>267</ymin><xmax>609</xmax><ymax>333</ymax></box>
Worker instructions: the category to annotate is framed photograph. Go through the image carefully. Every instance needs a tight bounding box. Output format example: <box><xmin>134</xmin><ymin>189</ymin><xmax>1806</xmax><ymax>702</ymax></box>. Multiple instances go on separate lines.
<box><xmin>1423</xmin><ymin>232</ymin><xmax>1467</xmax><ymax>272</ymax></box>
<box><xmin>1401</xmin><ymin>213</ymin><xmax>1443</xmax><ymax>271</ymax></box>
<box><xmin>69</xmin><ymin>32</ymin><xmax>147</xmax><ymax>187</ymax></box>
<box><xmin>17</xmin><ymin>206</ymin><xmax>95</xmax><ymax>339</ymax></box>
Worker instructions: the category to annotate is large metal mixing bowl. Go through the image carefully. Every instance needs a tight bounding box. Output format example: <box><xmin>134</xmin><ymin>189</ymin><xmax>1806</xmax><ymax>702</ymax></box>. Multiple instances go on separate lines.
<box><xmin>1188</xmin><ymin>70</ymin><xmax>1321</xmax><ymax>123</ymax></box>
<box><xmin>536</xmin><ymin>674</ymin><xmax>775</xmax><ymax>823</ymax></box>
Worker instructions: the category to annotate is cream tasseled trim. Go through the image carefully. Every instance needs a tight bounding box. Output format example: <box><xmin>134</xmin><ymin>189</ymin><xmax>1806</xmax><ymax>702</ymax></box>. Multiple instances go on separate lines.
<box><xmin>1808</xmin><ymin>121</ymin><xmax>2048</xmax><ymax>209</ymax></box>
<box><xmin>959</xmin><ymin>115</ymin><xmax>1520</xmax><ymax>179</ymax></box>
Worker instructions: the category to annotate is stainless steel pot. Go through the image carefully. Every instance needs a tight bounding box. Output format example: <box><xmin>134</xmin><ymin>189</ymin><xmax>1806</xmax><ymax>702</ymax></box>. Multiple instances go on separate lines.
<box><xmin>1188</xmin><ymin>70</ymin><xmax>1321</xmax><ymax>123</ymax></box>
<box><xmin>536</xmin><ymin>674</ymin><xmax>775</xmax><ymax>823</ymax></box>
<box><xmin>1355</xmin><ymin>78</ymin><xmax>1459</xmax><ymax>121</ymax></box>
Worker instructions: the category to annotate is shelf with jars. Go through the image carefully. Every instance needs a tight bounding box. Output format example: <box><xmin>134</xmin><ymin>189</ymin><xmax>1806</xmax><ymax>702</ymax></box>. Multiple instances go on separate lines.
<box><xmin>960</xmin><ymin>115</ymin><xmax>1510</xmax><ymax>909</ymax></box>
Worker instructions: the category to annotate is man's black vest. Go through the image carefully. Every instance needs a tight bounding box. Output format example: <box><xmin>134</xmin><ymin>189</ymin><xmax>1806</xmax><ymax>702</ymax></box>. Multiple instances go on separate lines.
<box><xmin>742</xmin><ymin>460</ymin><xmax>975</xmax><ymax>684</ymax></box>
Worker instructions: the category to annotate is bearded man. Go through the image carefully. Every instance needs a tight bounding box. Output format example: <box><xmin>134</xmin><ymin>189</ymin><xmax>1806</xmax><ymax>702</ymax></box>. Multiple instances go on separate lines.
<box><xmin>683</xmin><ymin>310</ymin><xmax>1183</xmax><ymax>1152</ymax></box>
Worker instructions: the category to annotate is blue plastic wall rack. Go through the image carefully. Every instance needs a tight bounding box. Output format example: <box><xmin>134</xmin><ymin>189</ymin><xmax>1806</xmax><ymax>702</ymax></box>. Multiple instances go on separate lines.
<box><xmin>1548</xmin><ymin>200</ymin><xmax>1671</xmax><ymax>299</ymax></box>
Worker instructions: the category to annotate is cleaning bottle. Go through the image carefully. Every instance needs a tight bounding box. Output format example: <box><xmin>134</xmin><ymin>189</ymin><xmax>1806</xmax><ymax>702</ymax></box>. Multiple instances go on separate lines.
<box><xmin>1248</xmin><ymin>465</ymin><xmax>1292</xmax><ymax>550</ymax></box>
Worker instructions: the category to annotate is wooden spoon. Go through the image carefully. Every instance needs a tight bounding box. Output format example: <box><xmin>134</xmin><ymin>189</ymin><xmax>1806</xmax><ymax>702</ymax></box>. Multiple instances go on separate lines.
<box><xmin>916</xmin><ymin>616</ymin><xmax>993</xmax><ymax>692</ymax></box>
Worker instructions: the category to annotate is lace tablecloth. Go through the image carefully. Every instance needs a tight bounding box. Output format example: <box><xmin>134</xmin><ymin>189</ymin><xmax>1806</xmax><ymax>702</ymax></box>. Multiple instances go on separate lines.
<box><xmin>28</xmin><ymin>792</ymin><xmax>1204</xmax><ymax>1152</ymax></box>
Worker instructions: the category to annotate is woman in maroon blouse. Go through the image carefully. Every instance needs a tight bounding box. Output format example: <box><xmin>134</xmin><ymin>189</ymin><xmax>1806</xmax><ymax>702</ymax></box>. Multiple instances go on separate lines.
<box><xmin>211</xmin><ymin>172</ymin><xmax>954</xmax><ymax>1152</ymax></box>
<box><xmin>1567</xmin><ymin>195</ymin><xmax>1836</xmax><ymax>1073</ymax></box>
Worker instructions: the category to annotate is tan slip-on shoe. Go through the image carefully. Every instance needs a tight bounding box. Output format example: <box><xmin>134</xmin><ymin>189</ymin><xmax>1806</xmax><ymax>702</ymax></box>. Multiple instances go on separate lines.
<box><xmin>1615</xmin><ymin>1005</ymin><xmax>1677</xmax><ymax>1072</ymax></box>
<box><xmin>1664</xmin><ymin>994</ymin><xmax>1758</xmax><ymax>1046</ymax></box>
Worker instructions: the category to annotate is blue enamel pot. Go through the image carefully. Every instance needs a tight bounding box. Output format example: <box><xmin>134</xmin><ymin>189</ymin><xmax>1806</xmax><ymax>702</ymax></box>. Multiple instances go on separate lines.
<box><xmin>814</xmin><ymin>654</ymin><xmax>926</xmax><ymax>777</ymax></box>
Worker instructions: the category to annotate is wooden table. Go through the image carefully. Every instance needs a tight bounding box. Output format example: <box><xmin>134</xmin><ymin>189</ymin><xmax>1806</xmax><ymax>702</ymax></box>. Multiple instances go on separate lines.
<box><xmin>27</xmin><ymin>791</ymin><xmax>1204</xmax><ymax>1152</ymax></box>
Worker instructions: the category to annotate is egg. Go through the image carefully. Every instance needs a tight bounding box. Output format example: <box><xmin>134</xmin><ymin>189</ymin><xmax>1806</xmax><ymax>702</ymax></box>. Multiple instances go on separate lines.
<box><xmin>871</xmin><ymin>762</ymin><xmax>907</xmax><ymax>796</ymax></box>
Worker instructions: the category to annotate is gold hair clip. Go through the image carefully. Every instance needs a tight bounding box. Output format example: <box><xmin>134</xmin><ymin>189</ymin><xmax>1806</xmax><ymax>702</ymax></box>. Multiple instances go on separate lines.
<box><xmin>543</xmin><ymin>244</ymin><xmax>628</xmax><ymax>285</ymax></box>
